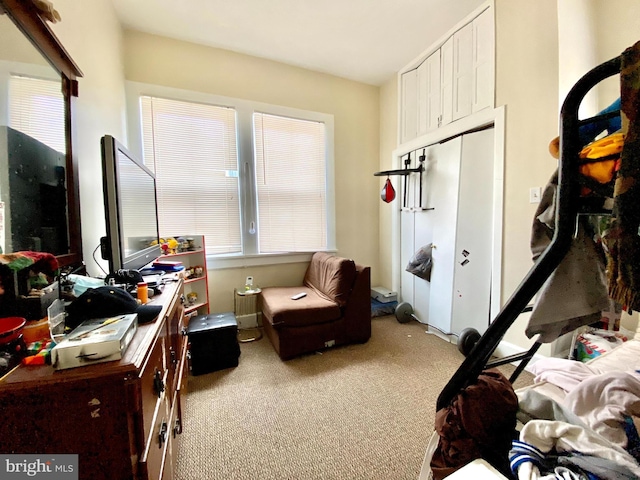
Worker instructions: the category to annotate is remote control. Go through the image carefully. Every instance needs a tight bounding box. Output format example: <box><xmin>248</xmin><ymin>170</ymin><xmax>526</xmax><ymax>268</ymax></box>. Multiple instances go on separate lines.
<box><xmin>291</xmin><ymin>292</ymin><xmax>307</xmax><ymax>300</ymax></box>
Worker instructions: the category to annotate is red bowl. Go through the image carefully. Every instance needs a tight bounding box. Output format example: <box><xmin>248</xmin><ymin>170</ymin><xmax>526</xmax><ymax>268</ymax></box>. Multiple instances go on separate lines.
<box><xmin>0</xmin><ymin>317</ymin><xmax>27</xmax><ymax>345</ymax></box>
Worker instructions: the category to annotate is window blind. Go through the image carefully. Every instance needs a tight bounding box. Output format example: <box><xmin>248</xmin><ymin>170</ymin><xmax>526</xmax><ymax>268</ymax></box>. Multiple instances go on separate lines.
<box><xmin>254</xmin><ymin>112</ymin><xmax>327</xmax><ymax>253</ymax></box>
<box><xmin>141</xmin><ymin>96</ymin><xmax>241</xmax><ymax>254</ymax></box>
<box><xmin>9</xmin><ymin>75</ymin><xmax>65</xmax><ymax>154</ymax></box>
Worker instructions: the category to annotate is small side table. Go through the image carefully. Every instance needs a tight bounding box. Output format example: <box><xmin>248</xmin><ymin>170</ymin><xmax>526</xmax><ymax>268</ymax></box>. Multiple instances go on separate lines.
<box><xmin>234</xmin><ymin>287</ymin><xmax>263</xmax><ymax>343</ymax></box>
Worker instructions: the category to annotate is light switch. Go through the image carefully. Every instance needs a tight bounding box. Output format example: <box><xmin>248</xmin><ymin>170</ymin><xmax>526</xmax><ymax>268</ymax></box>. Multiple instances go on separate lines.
<box><xmin>529</xmin><ymin>187</ymin><xmax>541</xmax><ymax>204</ymax></box>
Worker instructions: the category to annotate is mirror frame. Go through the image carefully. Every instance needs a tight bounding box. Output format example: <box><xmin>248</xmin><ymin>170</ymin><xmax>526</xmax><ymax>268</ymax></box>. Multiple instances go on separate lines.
<box><xmin>0</xmin><ymin>0</ymin><xmax>83</xmax><ymax>268</ymax></box>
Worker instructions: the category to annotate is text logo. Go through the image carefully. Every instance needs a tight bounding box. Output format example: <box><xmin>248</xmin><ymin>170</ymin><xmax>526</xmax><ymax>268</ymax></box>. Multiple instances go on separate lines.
<box><xmin>1</xmin><ymin>455</ymin><xmax>78</xmax><ymax>479</ymax></box>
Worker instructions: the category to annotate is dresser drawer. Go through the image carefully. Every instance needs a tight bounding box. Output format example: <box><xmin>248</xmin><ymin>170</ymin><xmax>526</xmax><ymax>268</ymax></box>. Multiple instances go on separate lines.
<box><xmin>140</xmin><ymin>388</ymin><xmax>170</xmax><ymax>480</ymax></box>
<box><xmin>140</xmin><ymin>333</ymin><xmax>168</xmax><ymax>444</ymax></box>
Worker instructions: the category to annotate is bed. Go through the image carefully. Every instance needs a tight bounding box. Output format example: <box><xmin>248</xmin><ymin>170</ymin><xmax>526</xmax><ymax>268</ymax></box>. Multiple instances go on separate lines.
<box><xmin>418</xmin><ymin>39</ymin><xmax>640</xmax><ymax>480</ymax></box>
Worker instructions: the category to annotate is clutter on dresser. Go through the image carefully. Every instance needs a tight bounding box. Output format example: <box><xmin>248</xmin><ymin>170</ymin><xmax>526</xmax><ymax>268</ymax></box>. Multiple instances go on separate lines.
<box><xmin>0</xmin><ymin>316</ymin><xmax>27</xmax><ymax>377</ymax></box>
<box><xmin>0</xmin><ymin>251</ymin><xmax>60</xmax><ymax>321</ymax></box>
<box><xmin>64</xmin><ymin>286</ymin><xmax>162</xmax><ymax>330</ymax></box>
<box><xmin>51</xmin><ymin>313</ymin><xmax>137</xmax><ymax>370</ymax></box>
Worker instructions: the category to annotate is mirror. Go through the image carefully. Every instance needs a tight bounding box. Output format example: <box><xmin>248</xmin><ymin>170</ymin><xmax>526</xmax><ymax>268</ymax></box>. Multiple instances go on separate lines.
<box><xmin>0</xmin><ymin>0</ymin><xmax>82</xmax><ymax>269</ymax></box>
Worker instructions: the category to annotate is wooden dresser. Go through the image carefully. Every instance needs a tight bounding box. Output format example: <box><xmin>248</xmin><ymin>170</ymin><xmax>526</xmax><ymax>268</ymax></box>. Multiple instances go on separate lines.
<box><xmin>0</xmin><ymin>280</ymin><xmax>188</xmax><ymax>480</ymax></box>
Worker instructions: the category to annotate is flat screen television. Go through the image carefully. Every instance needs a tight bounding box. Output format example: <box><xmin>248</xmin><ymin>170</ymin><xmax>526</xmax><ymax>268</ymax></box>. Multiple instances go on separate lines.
<box><xmin>100</xmin><ymin>135</ymin><xmax>161</xmax><ymax>273</ymax></box>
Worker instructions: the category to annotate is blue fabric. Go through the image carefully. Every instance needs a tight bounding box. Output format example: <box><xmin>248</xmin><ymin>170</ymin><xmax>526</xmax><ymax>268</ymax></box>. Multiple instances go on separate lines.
<box><xmin>579</xmin><ymin>98</ymin><xmax>621</xmax><ymax>145</ymax></box>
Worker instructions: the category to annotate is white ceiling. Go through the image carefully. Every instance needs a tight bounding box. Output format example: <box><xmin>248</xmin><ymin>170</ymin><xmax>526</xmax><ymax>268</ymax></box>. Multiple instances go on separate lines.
<box><xmin>110</xmin><ymin>0</ymin><xmax>485</xmax><ymax>86</ymax></box>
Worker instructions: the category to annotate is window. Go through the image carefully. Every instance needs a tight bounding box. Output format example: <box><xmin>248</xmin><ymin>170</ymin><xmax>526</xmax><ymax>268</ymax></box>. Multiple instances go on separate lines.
<box><xmin>141</xmin><ymin>96</ymin><xmax>241</xmax><ymax>255</ymax></box>
<box><xmin>130</xmin><ymin>83</ymin><xmax>335</xmax><ymax>266</ymax></box>
<box><xmin>253</xmin><ymin>112</ymin><xmax>327</xmax><ymax>253</ymax></box>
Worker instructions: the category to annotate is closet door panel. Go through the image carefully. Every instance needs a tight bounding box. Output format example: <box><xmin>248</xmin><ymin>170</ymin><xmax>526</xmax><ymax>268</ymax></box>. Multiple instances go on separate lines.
<box><xmin>427</xmin><ymin>137</ymin><xmax>462</xmax><ymax>333</ymax></box>
<box><xmin>452</xmin><ymin>23</ymin><xmax>473</xmax><ymax>121</ymax></box>
<box><xmin>426</xmin><ymin>50</ymin><xmax>442</xmax><ymax>132</ymax></box>
<box><xmin>472</xmin><ymin>8</ymin><xmax>495</xmax><ymax>113</ymax></box>
<box><xmin>400</xmin><ymin>209</ymin><xmax>415</xmax><ymax>308</ymax></box>
<box><xmin>401</xmin><ymin>69</ymin><xmax>418</xmax><ymax>143</ymax></box>
<box><xmin>440</xmin><ymin>37</ymin><xmax>454</xmax><ymax>127</ymax></box>
<box><xmin>450</xmin><ymin>129</ymin><xmax>494</xmax><ymax>335</ymax></box>
<box><xmin>416</xmin><ymin>60</ymin><xmax>428</xmax><ymax>137</ymax></box>
<box><xmin>412</xmin><ymin>214</ymin><xmax>431</xmax><ymax>324</ymax></box>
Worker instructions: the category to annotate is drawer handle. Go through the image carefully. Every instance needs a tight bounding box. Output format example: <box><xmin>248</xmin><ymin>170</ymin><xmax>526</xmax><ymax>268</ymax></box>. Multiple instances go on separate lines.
<box><xmin>173</xmin><ymin>418</ymin><xmax>182</xmax><ymax>438</ymax></box>
<box><xmin>181</xmin><ymin>327</ymin><xmax>188</xmax><ymax>337</ymax></box>
<box><xmin>180</xmin><ymin>294</ymin><xmax>186</xmax><ymax>305</ymax></box>
<box><xmin>170</xmin><ymin>349</ymin><xmax>177</xmax><ymax>368</ymax></box>
<box><xmin>158</xmin><ymin>421</ymin><xmax>168</xmax><ymax>448</ymax></box>
<box><xmin>153</xmin><ymin>370</ymin><xmax>165</xmax><ymax>398</ymax></box>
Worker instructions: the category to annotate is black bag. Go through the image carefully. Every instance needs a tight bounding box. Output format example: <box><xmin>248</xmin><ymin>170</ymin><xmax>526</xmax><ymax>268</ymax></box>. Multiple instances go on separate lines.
<box><xmin>406</xmin><ymin>243</ymin><xmax>433</xmax><ymax>281</ymax></box>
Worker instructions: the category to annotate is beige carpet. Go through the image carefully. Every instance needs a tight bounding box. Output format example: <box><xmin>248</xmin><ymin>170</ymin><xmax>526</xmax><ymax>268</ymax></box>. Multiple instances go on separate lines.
<box><xmin>175</xmin><ymin>315</ymin><xmax>533</xmax><ymax>480</ymax></box>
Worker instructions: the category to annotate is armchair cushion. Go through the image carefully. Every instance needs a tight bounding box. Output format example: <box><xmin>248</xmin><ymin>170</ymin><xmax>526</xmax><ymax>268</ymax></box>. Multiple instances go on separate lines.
<box><xmin>303</xmin><ymin>252</ymin><xmax>356</xmax><ymax>307</ymax></box>
<box><xmin>260</xmin><ymin>286</ymin><xmax>340</xmax><ymax>328</ymax></box>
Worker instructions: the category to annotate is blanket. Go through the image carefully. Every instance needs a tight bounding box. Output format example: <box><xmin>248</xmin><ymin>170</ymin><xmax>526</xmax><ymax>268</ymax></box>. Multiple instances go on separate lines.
<box><xmin>604</xmin><ymin>40</ymin><xmax>640</xmax><ymax>311</ymax></box>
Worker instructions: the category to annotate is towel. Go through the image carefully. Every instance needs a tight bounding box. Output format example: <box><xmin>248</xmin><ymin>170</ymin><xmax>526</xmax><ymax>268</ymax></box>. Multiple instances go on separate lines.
<box><xmin>527</xmin><ymin>175</ymin><xmax>609</xmax><ymax>343</ymax></box>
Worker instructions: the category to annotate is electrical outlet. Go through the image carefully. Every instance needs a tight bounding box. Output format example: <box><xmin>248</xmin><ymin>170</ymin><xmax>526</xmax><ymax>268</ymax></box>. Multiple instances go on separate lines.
<box><xmin>529</xmin><ymin>187</ymin><xmax>541</xmax><ymax>204</ymax></box>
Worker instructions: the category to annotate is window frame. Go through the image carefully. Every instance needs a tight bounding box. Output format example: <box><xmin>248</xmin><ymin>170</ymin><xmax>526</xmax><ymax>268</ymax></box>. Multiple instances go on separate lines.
<box><xmin>125</xmin><ymin>81</ymin><xmax>336</xmax><ymax>269</ymax></box>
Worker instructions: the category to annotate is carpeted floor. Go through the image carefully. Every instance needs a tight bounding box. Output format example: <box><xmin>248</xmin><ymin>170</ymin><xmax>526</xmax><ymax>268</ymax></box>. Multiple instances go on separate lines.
<box><xmin>175</xmin><ymin>315</ymin><xmax>533</xmax><ymax>480</ymax></box>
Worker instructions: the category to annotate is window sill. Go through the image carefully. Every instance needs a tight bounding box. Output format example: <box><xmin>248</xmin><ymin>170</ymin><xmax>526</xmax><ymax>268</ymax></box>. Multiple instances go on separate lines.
<box><xmin>206</xmin><ymin>251</ymin><xmax>336</xmax><ymax>270</ymax></box>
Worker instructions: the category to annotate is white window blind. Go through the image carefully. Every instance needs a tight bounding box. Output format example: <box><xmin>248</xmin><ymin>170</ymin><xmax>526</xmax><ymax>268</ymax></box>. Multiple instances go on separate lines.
<box><xmin>254</xmin><ymin>113</ymin><xmax>327</xmax><ymax>253</ymax></box>
<box><xmin>140</xmin><ymin>96</ymin><xmax>241</xmax><ymax>254</ymax></box>
<box><xmin>9</xmin><ymin>74</ymin><xmax>65</xmax><ymax>154</ymax></box>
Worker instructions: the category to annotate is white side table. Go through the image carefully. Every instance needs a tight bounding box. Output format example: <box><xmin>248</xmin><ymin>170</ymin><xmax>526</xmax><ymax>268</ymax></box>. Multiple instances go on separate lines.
<box><xmin>234</xmin><ymin>287</ymin><xmax>263</xmax><ymax>343</ymax></box>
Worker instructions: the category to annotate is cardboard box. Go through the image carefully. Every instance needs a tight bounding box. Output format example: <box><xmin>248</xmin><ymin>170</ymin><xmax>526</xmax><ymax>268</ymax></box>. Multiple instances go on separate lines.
<box><xmin>16</xmin><ymin>281</ymin><xmax>59</xmax><ymax>320</ymax></box>
<box><xmin>51</xmin><ymin>313</ymin><xmax>137</xmax><ymax>370</ymax></box>
<box><xmin>371</xmin><ymin>286</ymin><xmax>397</xmax><ymax>304</ymax></box>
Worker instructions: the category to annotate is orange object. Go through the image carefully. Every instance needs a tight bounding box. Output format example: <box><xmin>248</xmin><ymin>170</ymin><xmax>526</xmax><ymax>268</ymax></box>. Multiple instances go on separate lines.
<box><xmin>22</xmin><ymin>355</ymin><xmax>46</xmax><ymax>365</ymax></box>
<box><xmin>580</xmin><ymin>132</ymin><xmax>624</xmax><ymax>160</ymax></box>
<box><xmin>22</xmin><ymin>317</ymin><xmax>51</xmax><ymax>344</ymax></box>
<box><xmin>137</xmin><ymin>282</ymin><xmax>149</xmax><ymax>304</ymax></box>
<box><xmin>578</xmin><ymin>132</ymin><xmax>624</xmax><ymax>194</ymax></box>
<box><xmin>579</xmin><ymin>159</ymin><xmax>620</xmax><ymax>185</ymax></box>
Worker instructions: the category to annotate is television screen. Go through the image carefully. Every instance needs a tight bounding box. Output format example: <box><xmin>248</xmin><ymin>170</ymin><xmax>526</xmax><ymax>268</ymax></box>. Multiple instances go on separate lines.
<box><xmin>101</xmin><ymin>135</ymin><xmax>161</xmax><ymax>273</ymax></box>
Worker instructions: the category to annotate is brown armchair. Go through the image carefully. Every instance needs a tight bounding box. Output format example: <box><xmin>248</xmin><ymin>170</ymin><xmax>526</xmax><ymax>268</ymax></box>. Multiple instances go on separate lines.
<box><xmin>259</xmin><ymin>252</ymin><xmax>371</xmax><ymax>360</ymax></box>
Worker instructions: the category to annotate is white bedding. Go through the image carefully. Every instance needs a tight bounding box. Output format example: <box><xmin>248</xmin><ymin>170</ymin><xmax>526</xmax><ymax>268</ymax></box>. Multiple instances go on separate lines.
<box><xmin>519</xmin><ymin>337</ymin><xmax>640</xmax><ymax>402</ymax></box>
<box><xmin>514</xmin><ymin>337</ymin><xmax>640</xmax><ymax>479</ymax></box>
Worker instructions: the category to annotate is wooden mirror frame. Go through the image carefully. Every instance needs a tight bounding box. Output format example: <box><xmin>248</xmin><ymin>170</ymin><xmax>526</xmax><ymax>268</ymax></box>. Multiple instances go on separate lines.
<box><xmin>0</xmin><ymin>0</ymin><xmax>83</xmax><ymax>269</ymax></box>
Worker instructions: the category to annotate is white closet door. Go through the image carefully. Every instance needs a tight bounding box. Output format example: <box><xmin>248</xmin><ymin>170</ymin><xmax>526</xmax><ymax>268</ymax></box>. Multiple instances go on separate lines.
<box><xmin>400</xmin><ymin>150</ymin><xmax>420</xmax><ymax>306</ymax></box>
<box><xmin>412</xmin><ymin>146</ymin><xmax>437</xmax><ymax>324</ymax></box>
<box><xmin>450</xmin><ymin>128</ymin><xmax>494</xmax><ymax>335</ymax></box>
<box><xmin>427</xmin><ymin>136</ymin><xmax>462</xmax><ymax>333</ymax></box>
<box><xmin>400</xmin><ymin>209</ymin><xmax>415</xmax><ymax>308</ymax></box>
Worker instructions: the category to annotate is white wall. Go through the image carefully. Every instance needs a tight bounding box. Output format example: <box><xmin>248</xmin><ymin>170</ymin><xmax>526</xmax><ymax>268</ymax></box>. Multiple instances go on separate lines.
<box><xmin>594</xmin><ymin>0</ymin><xmax>640</xmax><ymax>110</ymax></box>
<box><xmin>557</xmin><ymin>0</ymin><xmax>598</xmax><ymax>117</ymax></box>
<box><xmin>50</xmin><ymin>0</ymin><xmax>127</xmax><ymax>276</ymax></box>
<box><xmin>494</xmin><ymin>0</ymin><xmax>560</xmax><ymax>354</ymax></box>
